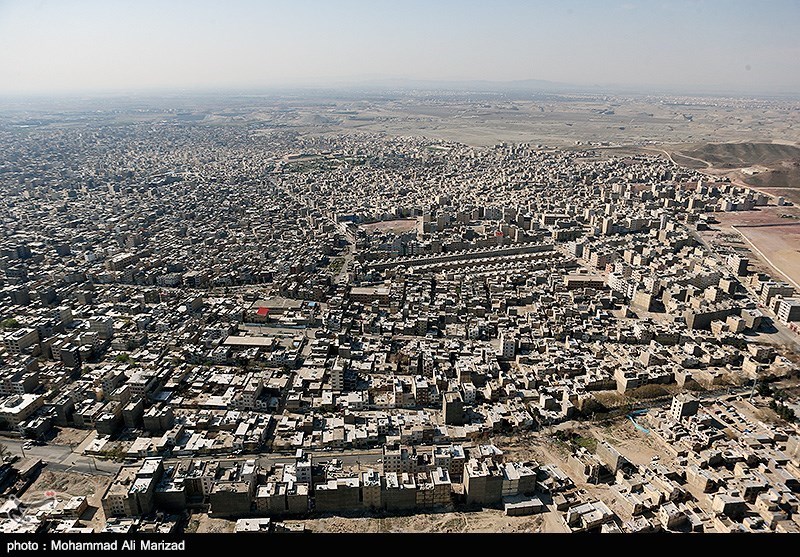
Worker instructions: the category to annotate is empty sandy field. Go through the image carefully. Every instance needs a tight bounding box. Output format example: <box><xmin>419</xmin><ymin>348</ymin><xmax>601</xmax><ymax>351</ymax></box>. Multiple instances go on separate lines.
<box><xmin>732</xmin><ymin>223</ymin><xmax>800</xmax><ymax>289</ymax></box>
<box><xmin>189</xmin><ymin>506</ymin><xmax>567</xmax><ymax>533</ymax></box>
<box><xmin>361</xmin><ymin>218</ymin><xmax>418</xmax><ymax>235</ymax></box>
<box><xmin>282</xmin><ymin>507</ymin><xmax>568</xmax><ymax>533</ymax></box>
<box><xmin>710</xmin><ymin>208</ymin><xmax>800</xmax><ymax>290</ymax></box>
<box><xmin>22</xmin><ymin>470</ymin><xmax>111</xmax><ymax>531</ymax></box>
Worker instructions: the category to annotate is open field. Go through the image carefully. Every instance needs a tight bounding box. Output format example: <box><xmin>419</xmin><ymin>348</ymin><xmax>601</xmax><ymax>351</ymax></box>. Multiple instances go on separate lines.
<box><xmin>732</xmin><ymin>223</ymin><xmax>800</xmax><ymax>290</ymax></box>
<box><xmin>49</xmin><ymin>427</ymin><xmax>93</xmax><ymax>447</ymax></box>
<box><xmin>191</xmin><ymin>514</ymin><xmax>237</xmax><ymax>533</ymax></box>
<box><xmin>331</xmin><ymin>97</ymin><xmax>800</xmax><ymax>148</ymax></box>
<box><xmin>741</xmin><ymin>163</ymin><xmax>800</xmax><ymax>206</ymax></box>
<box><xmin>361</xmin><ymin>218</ymin><xmax>418</xmax><ymax>235</ymax></box>
<box><xmin>283</xmin><ymin>508</ymin><xmax>567</xmax><ymax>533</ymax></box>
<box><xmin>21</xmin><ymin>470</ymin><xmax>111</xmax><ymax>531</ymax></box>
<box><xmin>6</xmin><ymin>93</ymin><xmax>798</xmax><ymax>151</ymax></box>
<box><xmin>709</xmin><ymin>208</ymin><xmax>800</xmax><ymax>289</ymax></box>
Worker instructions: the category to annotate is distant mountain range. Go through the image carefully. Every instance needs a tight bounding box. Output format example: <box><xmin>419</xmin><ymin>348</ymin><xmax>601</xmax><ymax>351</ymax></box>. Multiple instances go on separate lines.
<box><xmin>332</xmin><ymin>77</ymin><xmax>599</xmax><ymax>94</ymax></box>
<box><xmin>303</xmin><ymin>77</ymin><xmax>800</xmax><ymax>99</ymax></box>
<box><xmin>4</xmin><ymin>76</ymin><xmax>796</xmax><ymax>103</ymax></box>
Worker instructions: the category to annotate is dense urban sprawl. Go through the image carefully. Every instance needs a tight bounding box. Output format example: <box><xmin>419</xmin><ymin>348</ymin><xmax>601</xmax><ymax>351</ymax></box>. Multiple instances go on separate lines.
<box><xmin>1</xmin><ymin>112</ymin><xmax>800</xmax><ymax>533</ymax></box>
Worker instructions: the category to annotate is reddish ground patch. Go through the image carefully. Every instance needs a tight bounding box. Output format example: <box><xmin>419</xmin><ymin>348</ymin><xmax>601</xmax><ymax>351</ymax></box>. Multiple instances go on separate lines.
<box><xmin>361</xmin><ymin>219</ymin><xmax>419</xmax><ymax>235</ymax></box>
<box><xmin>732</xmin><ymin>223</ymin><xmax>800</xmax><ymax>289</ymax></box>
<box><xmin>713</xmin><ymin>208</ymin><xmax>800</xmax><ymax>288</ymax></box>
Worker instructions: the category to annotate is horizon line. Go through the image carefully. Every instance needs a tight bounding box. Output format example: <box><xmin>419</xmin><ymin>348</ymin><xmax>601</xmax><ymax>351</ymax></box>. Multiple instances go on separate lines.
<box><xmin>1</xmin><ymin>77</ymin><xmax>799</xmax><ymax>102</ymax></box>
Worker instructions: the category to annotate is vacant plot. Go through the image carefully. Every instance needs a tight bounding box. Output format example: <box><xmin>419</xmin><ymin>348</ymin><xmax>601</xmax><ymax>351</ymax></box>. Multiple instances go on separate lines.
<box><xmin>50</xmin><ymin>427</ymin><xmax>92</xmax><ymax>447</ymax></box>
<box><xmin>586</xmin><ymin>419</ymin><xmax>665</xmax><ymax>467</ymax></box>
<box><xmin>361</xmin><ymin>218</ymin><xmax>418</xmax><ymax>235</ymax></box>
<box><xmin>190</xmin><ymin>509</ymin><xmax>562</xmax><ymax>533</ymax></box>
<box><xmin>283</xmin><ymin>508</ymin><xmax>564</xmax><ymax>533</ymax></box>
<box><xmin>732</xmin><ymin>223</ymin><xmax>800</xmax><ymax>289</ymax></box>
<box><xmin>23</xmin><ymin>469</ymin><xmax>110</xmax><ymax>502</ymax></box>
<box><xmin>709</xmin><ymin>209</ymin><xmax>800</xmax><ymax>290</ymax></box>
<box><xmin>192</xmin><ymin>514</ymin><xmax>236</xmax><ymax>533</ymax></box>
<box><xmin>22</xmin><ymin>470</ymin><xmax>111</xmax><ymax>531</ymax></box>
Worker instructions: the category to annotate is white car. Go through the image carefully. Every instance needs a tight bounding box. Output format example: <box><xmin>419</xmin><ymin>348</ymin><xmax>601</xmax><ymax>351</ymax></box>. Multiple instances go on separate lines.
<box><xmin>23</xmin><ymin>442</ymin><xmax>34</xmax><ymax>450</ymax></box>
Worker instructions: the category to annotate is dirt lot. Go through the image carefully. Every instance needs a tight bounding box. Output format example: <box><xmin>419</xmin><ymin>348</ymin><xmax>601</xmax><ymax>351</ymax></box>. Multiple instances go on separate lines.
<box><xmin>190</xmin><ymin>514</ymin><xmax>236</xmax><ymax>533</ymax></box>
<box><xmin>586</xmin><ymin>420</ymin><xmax>664</xmax><ymax>467</ymax></box>
<box><xmin>732</xmin><ymin>223</ymin><xmax>800</xmax><ymax>290</ymax></box>
<box><xmin>283</xmin><ymin>507</ymin><xmax>567</xmax><ymax>533</ymax></box>
<box><xmin>679</xmin><ymin>143</ymin><xmax>800</xmax><ymax>170</ymax></box>
<box><xmin>705</xmin><ymin>208</ymin><xmax>800</xmax><ymax>290</ymax></box>
<box><xmin>361</xmin><ymin>218</ymin><xmax>418</xmax><ymax>235</ymax></box>
<box><xmin>496</xmin><ymin>417</ymin><xmax>677</xmax><ymax>525</ymax></box>
<box><xmin>21</xmin><ymin>470</ymin><xmax>111</xmax><ymax>531</ymax></box>
<box><xmin>190</xmin><ymin>505</ymin><xmax>568</xmax><ymax>533</ymax></box>
<box><xmin>49</xmin><ymin>428</ymin><xmax>92</xmax><ymax>447</ymax></box>
<box><xmin>494</xmin><ymin>418</ymin><xmax>665</xmax><ymax>474</ymax></box>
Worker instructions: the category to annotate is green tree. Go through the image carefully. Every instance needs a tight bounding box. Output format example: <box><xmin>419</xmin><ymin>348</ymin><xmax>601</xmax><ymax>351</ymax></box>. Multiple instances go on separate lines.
<box><xmin>0</xmin><ymin>318</ymin><xmax>21</xmax><ymax>330</ymax></box>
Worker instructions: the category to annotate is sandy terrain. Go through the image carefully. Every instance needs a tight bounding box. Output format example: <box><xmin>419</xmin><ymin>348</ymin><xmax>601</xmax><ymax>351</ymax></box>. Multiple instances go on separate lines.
<box><xmin>21</xmin><ymin>470</ymin><xmax>111</xmax><ymax>531</ymax></box>
<box><xmin>668</xmin><ymin>143</ymin><xmax>800</xmax><ymax>205</ymax></box>
<box><xmin>679</xmin><ymin>143</ymin><xmax>800</xmax><ymax>170</ymax></box>
<box><xmin>64</xmin><ymin>93</ymin><xmax>796</xmax><ymax>151</ymax></box>
<box><xmin>192</xmin><ymin>514</ymin><xmax>237</xmax><ymax>533</ymax></box>
<box><xmin>331</xmin><ymin>98</ymin><xmax>800</xmax><ymax>148</ymax></box>
<box><xmin>361</xmin><ymin>218</ymin><xmax>418</xmax><ymax>235</ymax></box>
<box><xmin>283</xmin><ymin>508</ymin><xmax>566</xmax><ymax>533</ymax></box>
<box><xmin>50</xmin><ymin>427</ymin><xmax>93</xmax><ymax>447</ymax></box>
<box><xmin>188</xmin><ymin>500</ymin><xmax>566</xmax><ymax>533</ymax></box>
<box><xmin>709</xmin><ymin>208</ymin><xmax>800</xmax><ymax>290</ymax></box>
<box><xmin>732</xmin><ymin>223</ymin><xmax>800</xmax><ymax>290</ymax></box>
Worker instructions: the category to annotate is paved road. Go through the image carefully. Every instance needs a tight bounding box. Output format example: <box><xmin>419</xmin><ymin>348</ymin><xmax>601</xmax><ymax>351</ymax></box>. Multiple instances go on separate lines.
<box><xmin>1</xmin><ymin>438</ymin><xmax>71</xmax><ymax>461</ymax></box>
<box><xmin>158</xmin><ymin>447</ymin><xmax>388</xmax><ymax>473</ymax></box>
<box><xmin>2</xmin><ymin>429</ymin><xmax>387</xmax><ymax>480</ymax></box>
<box><xmin>335</xmin><ymin>244</ymin><xmax>355</xmax><ymax>285</ymax></box>
<box><xmin>47</xmin><ymin>458</ymin><xmax>119</xmax><ymax>477</ymax></box>
<box><xmin>0</xmin><ymin>436</ymin><xmax>120</xmax><ymax>477</ymax></box>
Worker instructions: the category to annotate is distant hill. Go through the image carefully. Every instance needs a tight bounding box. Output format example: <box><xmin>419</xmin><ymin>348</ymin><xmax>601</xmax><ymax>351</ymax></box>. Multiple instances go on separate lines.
<box><xmin>676</xmin><ymin>142</ymin><xmax>800</xmax><ymax>203</ymax></box>
<box><xmin>745</xmin><ymin>161</ymin><xmax>800</xmax><ymax>191</ymax></box>
<box><xmin>680</xmin><ymin>142</ymin><xmax>800</xmax><ymax>169</ymax></box>
<box><xmin>341</xmin><ymin>77</ymin><xmax>597</xmax><ymax>94</ymax></box>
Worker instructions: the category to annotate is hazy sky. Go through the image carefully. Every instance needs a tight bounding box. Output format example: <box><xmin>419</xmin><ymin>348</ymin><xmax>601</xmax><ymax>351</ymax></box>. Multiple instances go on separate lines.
<box><xmin>1</xmin><ymin>0</ymin><xmax>798</xmax><ymax>95</ymax></box>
